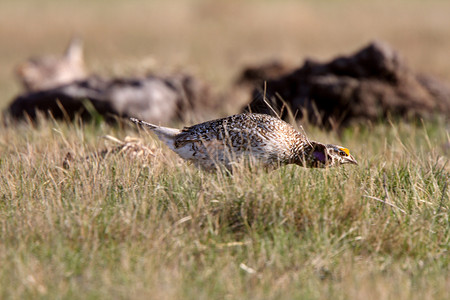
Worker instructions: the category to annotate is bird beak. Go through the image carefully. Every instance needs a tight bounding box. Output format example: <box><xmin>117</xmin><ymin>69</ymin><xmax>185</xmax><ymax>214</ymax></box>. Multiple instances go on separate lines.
<box><xmin>346</xmin><ymin>155</ymin><xmax>358</xmax><ymax>165</ymax></box>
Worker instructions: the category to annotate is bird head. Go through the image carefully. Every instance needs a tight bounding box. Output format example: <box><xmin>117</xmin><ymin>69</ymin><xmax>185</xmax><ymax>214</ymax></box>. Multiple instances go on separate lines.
<box><xmin>298</xmin><ymin>142</ymin><xmax>358</xmax><ymax>168</ymax></box>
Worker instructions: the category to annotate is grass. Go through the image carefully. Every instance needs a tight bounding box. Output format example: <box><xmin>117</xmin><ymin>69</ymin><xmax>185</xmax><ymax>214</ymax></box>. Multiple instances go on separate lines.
<box><xmin>0</xmin><ymin>0</ymin><xmax>449</xmax><ymax>298</ymax></box>
<box><xmin>0</xmin><ymin>115</ymin><xmax>448</xmax><ymax>299</ymax></box>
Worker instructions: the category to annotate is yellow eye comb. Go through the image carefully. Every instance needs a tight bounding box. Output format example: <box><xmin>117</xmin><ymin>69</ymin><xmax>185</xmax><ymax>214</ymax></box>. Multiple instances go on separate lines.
<box><xmin>339</xmin><ymin>147</ymin><xmax>350</xmax><ymax>155</ymax></box>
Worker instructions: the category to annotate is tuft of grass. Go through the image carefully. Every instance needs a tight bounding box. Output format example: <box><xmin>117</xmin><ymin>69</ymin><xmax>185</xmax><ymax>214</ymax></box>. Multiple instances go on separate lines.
<box><xmin>0</xmin><ymin>115</ymin><xmax>448</xmax><ymax>299</ymax></box>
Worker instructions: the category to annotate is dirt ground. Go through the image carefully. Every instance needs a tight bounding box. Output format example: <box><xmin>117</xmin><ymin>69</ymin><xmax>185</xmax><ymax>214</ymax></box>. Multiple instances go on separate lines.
<box><xmin>1</xmin><ymin>0</ymin><xmax>450</xmax><ymax>111</ymax></box>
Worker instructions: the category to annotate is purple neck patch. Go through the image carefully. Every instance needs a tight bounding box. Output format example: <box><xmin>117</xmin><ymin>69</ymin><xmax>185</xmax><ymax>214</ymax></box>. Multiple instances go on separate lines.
<box><xmin>313</xmin><ymin>151</ymin><xmax>326</xmax><ymax>163</ymax></box>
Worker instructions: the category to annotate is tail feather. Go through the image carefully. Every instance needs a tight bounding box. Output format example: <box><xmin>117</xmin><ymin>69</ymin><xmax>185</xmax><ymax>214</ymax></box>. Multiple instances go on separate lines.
<box><xmin>130</xmin><ymin>117</ymin><xmax>157</xmax><ymax>129</ymax></box>
<box><xmin>130</xmin><ymin>118</ymin><xmax>180</xmax><ymax>150</ymax></box>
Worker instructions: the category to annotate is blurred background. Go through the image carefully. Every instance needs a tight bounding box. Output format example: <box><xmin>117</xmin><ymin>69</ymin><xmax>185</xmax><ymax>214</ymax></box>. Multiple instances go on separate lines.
<box><xmin>1</xmin><ymin>0</ymin><xmax>450</xmax><ymax>111</ymax></box>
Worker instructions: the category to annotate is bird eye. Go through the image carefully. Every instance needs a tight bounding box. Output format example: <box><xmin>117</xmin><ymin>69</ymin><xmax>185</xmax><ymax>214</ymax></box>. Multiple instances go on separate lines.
<box><xmin>339</xmin><ymin>151</ymin><xmax>347</xmax><ymax>157</ymax></box>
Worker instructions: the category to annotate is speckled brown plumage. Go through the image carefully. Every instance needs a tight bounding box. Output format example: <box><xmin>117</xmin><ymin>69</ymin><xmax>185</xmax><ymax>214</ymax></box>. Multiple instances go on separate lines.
<box><xmin>131</xmin><ymin>113</ymin><xmax>357</xmax><ymax>171</ymax></box>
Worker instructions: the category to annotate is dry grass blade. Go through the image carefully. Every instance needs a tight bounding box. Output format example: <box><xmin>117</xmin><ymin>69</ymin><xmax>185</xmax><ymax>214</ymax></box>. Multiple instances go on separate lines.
<box><xmin>262</xmin><ymin>81</ymin><xmax>281</xmax><ymax>119</ymax></box>
<box><xmin>363</xmin><ymin>195</ymin><xmax>406</xmax><ymax>214</ymax></box>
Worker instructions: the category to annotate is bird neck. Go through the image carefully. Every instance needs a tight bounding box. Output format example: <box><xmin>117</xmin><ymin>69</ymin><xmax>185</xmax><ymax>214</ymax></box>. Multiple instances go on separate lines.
<box><xmin>291</xmin><ymin>142</ymin><xmax>328</xmax><ymax>168</ymax></box>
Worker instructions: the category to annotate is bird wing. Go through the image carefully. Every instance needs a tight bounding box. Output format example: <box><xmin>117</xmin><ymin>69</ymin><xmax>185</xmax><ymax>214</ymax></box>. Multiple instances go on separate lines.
<box><xmin>174</xmin><ymin>138</ymin><xmax>200</xmax><ymax>148</ymax></box>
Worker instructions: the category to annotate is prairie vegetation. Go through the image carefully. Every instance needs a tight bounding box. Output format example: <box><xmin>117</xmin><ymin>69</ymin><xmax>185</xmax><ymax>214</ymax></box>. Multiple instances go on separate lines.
<box><xmin>0</xmin><ymin>0</ymin><xmax>449</xmax><ymax>299</ymax></box>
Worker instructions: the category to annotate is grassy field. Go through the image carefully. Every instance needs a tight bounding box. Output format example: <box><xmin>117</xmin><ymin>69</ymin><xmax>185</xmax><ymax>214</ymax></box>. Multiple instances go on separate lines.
<box><xmin>0</xmin><ymin>0</ymin><xmax>449</xmax><ymax>299</ymax></box>
<box><xmin>0</xmin><ymin>115</ymin><xmax>448</xmax><ymax>299</ymax></box>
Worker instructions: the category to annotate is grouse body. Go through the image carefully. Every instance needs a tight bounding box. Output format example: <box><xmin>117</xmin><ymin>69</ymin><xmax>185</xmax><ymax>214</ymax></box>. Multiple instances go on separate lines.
<box><xmin>131</xmin><ymin>113</ymin><xmax>357</xmax><ymax>171</ymax></box>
